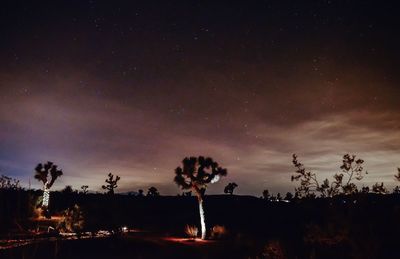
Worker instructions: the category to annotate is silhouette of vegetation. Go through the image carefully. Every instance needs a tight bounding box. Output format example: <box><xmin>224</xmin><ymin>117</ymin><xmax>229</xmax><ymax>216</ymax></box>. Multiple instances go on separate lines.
<box><xmin>137</xmin><ymin>189</ymin><xmax>144</xmax><ymax>196</ymax></box>
<box><xmin>372</xmin><ymin>182</ymin><xmax>388</xmax><ymax>194</ymax></box>
<box><xmin>101</xmin><ymin>173</ymin><xmax>120</xmax><ymax>194</ymax></box>
<box><xmin>224</xmin><ymin>182</ymin><xmax>238</xmax><ymax>195</ymax></box>
<box><xmin>62</xmin><ymin>185</ymin><xmax>74</xmax><ymax>194</ymax></box>
<box><xmin>262</xmin><ymin>189</ymin><xmax>270</xmax><ymax>200</ymax></box>
<box><xmin>174</xmin><ymin>156</ymin><xmax>227</xmax><ymax>239</ymax></box>
<box><xmin>34</xmin><ymin>161</ymin><xmax>63</xmax><ymax>217</ymax></box>
<box><xmin>147</xmin><ymin>186</ymin><xmax>160</xmax><ymax>196</ymax></box>
<box><xmin>291</xmin><ymin>154</ymin><xmax>366</xmax><ymax>198</ymax></box>
<box><xmin>80</xmin><ymin>185</ymin><xmax>89</xmax><ymax>194</ymax></box>
<box><xmin>284</xmin><ymin>192</ymin><xmax>293</xmax><ymax>200</ymax></box>
<box><xmin>395</xmin><ymin>168</ymin><xmax>400</xmax><ymax>181</ymax></box>
<box><xmin>0</xmin><ymin>175</ymin><xmax>21</xmax><ymax>190</ymax></box>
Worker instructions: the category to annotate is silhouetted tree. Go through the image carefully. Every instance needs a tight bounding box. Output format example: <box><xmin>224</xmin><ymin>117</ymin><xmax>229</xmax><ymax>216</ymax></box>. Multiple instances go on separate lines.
<box><xmin>372</xmin><ymin>182</ymin><xmax>388</xmax><ymax>194</ymax></box>
<box><xmin>80</xmin><ymin>185</ymin><xmax>89</xmax><ymax>194</ymax></box>
<box><xmin>337</xmin><ymin>154</ymin><xmax>366</xmax><ymax>194</ymax></box>
<box><xmin>393</xmin><ymin>186</ymin><xmax>400</xmax><ymax>194</ymax></box>
<box><xmin>284</xmin><ymin>192</ymin><xmax>293</xmax><ymax>200</ymax></box>
<box><xmin>102</xmin><ymin>173</ymin><xmax>120</xmax><ymax>194</ymax></box>
<box><xmin>224</xmin><ymin>182</ymin><xmax>238</xmax><ymax>195</ymax></box>
<box><xmin>147</xmin><ymin>186</ymin><xmax>160</xmax><ymax>196</ymax></box>
<box><xmin>137</xmin><ymin>189</ymin><xmax>144</xmax><ymax>196</ymax></box>
<box><xmin>62</xmin><ymin>185</ymin><xmax>74</xmax><ymax>194</ymax></box>
<box><xmin>174</xmin><ymin>156</ymin><xmax>227</xmax><ymax>239</ymax></box>
<box><xmin>291</xmin><ymin>154</ymin><xmax>326</xmax><ymax>198</ymax></box>
<box><xmin>0</xmin><ymin>175</ymin><xmax>20</xmax><ymax>190</ymax></box>
<box><xmin>291</xmin><ymin>154</ymin><xmax>366</xmax><ymax>198</ymax></box>
<box><xmin>34</xmin><ymin>161</ymin><xmax>63</xmax><ymax>217</ymax></box>
<box><xmin>395</xmin><ymin>168</ymin><xmax>400</xmax><ymax>181</ymax></box>
<box><xmin>262</xmin><ymin>189</ymin><xmax>270</xmax><ymax>200</ymax></box>
<box><xmin>276</xmin><ymin>193</ymin><xmax>282</xmax><ymax>201</ymax></box>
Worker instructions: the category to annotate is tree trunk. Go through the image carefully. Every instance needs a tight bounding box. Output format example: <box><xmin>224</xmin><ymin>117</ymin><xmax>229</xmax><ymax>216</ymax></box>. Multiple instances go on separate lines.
<box><xmin>198</xmin><ymin>197</ymin><xmax>206</xmax><ymax>239</ymax></box>
<box><xmin>43</xmin><ymin>182</ymin><xmax>50</xmax><ymax>207</ymax></box>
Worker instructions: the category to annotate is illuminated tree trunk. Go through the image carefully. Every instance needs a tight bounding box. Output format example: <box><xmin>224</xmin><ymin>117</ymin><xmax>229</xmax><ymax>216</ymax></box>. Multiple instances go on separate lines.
<box><xmin>42</xmin><ymin>181</ymin><xmax>50</xmax><ymax>207</ymax></box>
<box><xmin>198</xmin><ymin>197</ymin><xmax>206</xmax><ymax>239</ymax></box>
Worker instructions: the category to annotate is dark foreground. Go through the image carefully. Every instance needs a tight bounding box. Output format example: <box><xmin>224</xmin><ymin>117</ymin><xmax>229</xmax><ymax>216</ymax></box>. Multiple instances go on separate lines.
<box><xmin>0</xmin><ymin>233</ymin><xmax>266</xmax><ymax>259</ymax></box>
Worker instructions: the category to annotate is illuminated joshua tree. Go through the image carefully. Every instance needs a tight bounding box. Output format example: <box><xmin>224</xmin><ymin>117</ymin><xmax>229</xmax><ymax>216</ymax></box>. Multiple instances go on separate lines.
<box><xmin>34</xmin><ymin>162</ymin><xmax>63</xmax><ymax>213</ymax></box>
<box><xmin>174</xmin><ymin>156</ymin><xmax>227</xmax><ymax>239</ymax></box>
<box><xmin>224</xmin><ymin>182</ymin><xmax>238</xmax><ymax>195</ymax></box>
<box><xmin>102</xmin><ymin>173</ymin><xmax>120</xmax><ymax>194</ymax></box>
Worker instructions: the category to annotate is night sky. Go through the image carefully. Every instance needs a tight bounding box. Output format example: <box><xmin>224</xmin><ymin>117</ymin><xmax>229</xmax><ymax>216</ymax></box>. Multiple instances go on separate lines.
<box><xmin>1</xmin><ymin>1</ymin><xmax>399</xmax><ymax>195</ymax></box>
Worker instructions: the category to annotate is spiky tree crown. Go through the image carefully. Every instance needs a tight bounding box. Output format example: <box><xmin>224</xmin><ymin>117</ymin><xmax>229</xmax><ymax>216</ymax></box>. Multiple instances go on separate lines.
<box><xmin>34</xmin><ymin>161</ymin><xmax>63</xmax><ymax>188</ymax></box>
<box><xmin>174</xmin><ymin>156</ymin><xmax>227</xmax><ymax>196</ymax></box>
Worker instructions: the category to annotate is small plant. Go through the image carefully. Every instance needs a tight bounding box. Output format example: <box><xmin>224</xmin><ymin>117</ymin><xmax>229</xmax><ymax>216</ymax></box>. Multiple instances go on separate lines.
<box><xmin>185</xmin><ymin>225</ymin><xmax>198</xmax><ymax>239</ymax></box>
<box><xmin>210</xmin><ymin>225</ymin><xmax>227</xmax><ymax>239</ymax></box>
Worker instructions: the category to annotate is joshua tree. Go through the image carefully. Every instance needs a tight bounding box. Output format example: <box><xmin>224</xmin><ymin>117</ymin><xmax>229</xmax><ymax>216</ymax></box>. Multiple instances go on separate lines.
<box><xmin>81</xmin><ymin>185</ymin><xmax>89</xmax><ymax>194</ymax></box>
<box><xmin>147</xmin><ymin>186</ymin><xmax>160</xmax><ymax>196</ymax></box>
<box><xmin>224</xmin><ymin>182</ymin><xmax>238</xmax><ymax>195</ymax></box>
<box><xmin>34</xmin><ymin>162</ymin><xmax>63</xmax><ymax>213</ymax></box>
<box><xmin>174</xmin><ymin>156</ymin><xmax>227</xmax><ymax>239</ymax></box>
<box><xmin>102</xmin><ymin>173</ymin><xmax>120</xmax><ymax>194</ymax></box>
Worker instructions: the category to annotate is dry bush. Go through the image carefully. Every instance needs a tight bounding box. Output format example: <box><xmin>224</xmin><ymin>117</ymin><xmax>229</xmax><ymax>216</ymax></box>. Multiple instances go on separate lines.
<box><xmin>184</xmin><ymin>224</ymin><xmax>198</xmax><ymax>238</ymax></box>
<box><xmin>210</xmin><ymin>225</ymin><xmax>228</xmax><ymax>239</ymax></box>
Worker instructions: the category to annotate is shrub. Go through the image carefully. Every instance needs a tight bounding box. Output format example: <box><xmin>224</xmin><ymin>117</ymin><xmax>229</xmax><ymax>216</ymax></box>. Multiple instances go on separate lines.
<box><xmin>210</xmin><ymin>225</ymin><xmax>227</xmax><ymax>239</ymax></box>
<box><xmin>184</xmin><ymin>225</ymin><xmax>198</xmax><ymax>239</ymax></box>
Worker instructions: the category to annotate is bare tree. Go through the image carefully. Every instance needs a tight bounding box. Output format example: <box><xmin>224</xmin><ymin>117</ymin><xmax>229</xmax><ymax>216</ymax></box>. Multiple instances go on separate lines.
<box><xmin>102</xmin><ymin>173</ymin><xmax>120</xmax><ymax>194</ymax></box>
<box><xmin>291</xmin><ymin>154</ymin><xmax>367</xmax><ymax>198</ymax></box>
<box><xmin>174</xmin><ymin>156</ymin><xmax>227</xmax><ymax>239</ymax></box>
